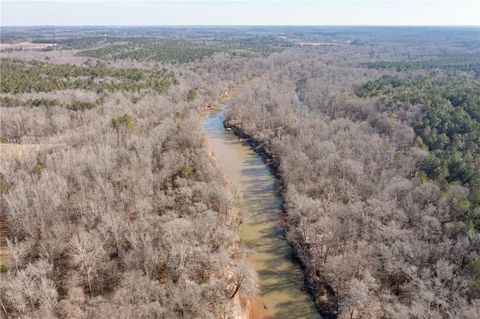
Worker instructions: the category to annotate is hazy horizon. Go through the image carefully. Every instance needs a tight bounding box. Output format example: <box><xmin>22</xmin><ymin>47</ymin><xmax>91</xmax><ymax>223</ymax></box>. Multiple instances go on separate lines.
<box><xmin>1</xmin><ymin>1</ymin><xmax>479</xmax><ymax>27</ymax></box>
<box><xmin>2</xmin><ymin>25</ymin><xmax>480</xmax><ymax>27</ymax></box>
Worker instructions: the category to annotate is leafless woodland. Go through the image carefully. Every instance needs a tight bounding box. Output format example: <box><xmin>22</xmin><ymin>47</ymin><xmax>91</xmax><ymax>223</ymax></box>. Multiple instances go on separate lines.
<box><xmin>1</xmin><ymin>27</ymin><xmax>479</xmax><ymax>318</ymax></box>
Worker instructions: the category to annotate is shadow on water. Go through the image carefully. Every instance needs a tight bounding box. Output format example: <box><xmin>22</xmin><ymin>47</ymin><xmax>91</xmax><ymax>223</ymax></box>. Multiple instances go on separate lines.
<box><xmin>203</xmin><ymin>106</ymin><xmax>321</xmax><ymax>319</ymax></box>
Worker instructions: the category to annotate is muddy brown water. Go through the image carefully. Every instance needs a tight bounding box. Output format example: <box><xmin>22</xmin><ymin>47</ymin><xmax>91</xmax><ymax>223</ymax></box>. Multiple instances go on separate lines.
<box><xmin>204</xmin><ymin>106</ymin><xmax>321</xmax><ymax>319</ymax></box>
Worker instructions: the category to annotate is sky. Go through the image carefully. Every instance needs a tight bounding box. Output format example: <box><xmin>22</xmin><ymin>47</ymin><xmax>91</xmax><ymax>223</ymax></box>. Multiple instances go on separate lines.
<box><xmin>1</xmin><ymin>0</ymin><xmax>479</xmax><ymax>26</ymax></box>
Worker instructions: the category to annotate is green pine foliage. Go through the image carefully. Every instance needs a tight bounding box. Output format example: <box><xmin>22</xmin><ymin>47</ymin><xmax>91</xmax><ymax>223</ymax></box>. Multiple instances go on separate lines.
<box><xmin>186</xmin><ymin>89</ymin><xmax>198</xmax><ymax>102</ymax></box>
<box><xmin>363</xmin><ymin>54</ymin><xmax>480</xmax><ymax>77</ymax></box>
<box><xmin>357</xmin><ymin>75</ymin><xmax>480</xmax><ymax>229</ymax></box>
<box><xmin>0</xmin><ymin>59</ymin><xmax>177</xmax><ymax>94</ymax></box>
<box><xmin>76</xmin><ymin>38</ymin><xmax>281</xmax><ymax>63</ymax></box>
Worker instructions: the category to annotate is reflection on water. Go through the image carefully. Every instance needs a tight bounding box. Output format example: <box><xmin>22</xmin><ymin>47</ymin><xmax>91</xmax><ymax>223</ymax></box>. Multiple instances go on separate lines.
<box><xmin>203</xmin><ymin>106</ymin><xmax>321</xmax><ymax>319</ymax></box>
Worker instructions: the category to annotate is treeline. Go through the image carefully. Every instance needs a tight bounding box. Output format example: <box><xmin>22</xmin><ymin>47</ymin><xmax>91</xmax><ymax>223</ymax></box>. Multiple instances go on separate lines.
<box><xmin>0</xmin><ymin>59</ymin><xmax>177</xmax><ymax>94</ymax></box>
<box><xmin>225</xmin><ymin>49</ymin><xmax>479</xmax><ymax>318</ymax></box>
<box><xmin>363</xmin><ymin>54</ymin><xmax>480</xmax><ymax>76</ymax></box>
<box><xmin>0</xmin><ymin>96</ymin><xmax>102</xmax><ymax>111</ymax></box>
<box><xmin>0</xmin><ymin>50</ymin><xmax>264</xmax><ymax>144</ymax></box>
<box><xmin>77</xmin><ymin>41</ymin><xmax>219</xmax><ymax>64</ymax></box>
<box><xmin>76</xmin><ymin>37</ymin><xmax>281</xmax><ymax>63</ymax></box>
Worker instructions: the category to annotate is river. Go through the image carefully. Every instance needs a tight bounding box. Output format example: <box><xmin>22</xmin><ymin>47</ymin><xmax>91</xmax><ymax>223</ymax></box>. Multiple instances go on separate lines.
<box><xmin>203</xmin><ymin>105</ymin><xmax>321</xmax><ymax>319</ymax></box>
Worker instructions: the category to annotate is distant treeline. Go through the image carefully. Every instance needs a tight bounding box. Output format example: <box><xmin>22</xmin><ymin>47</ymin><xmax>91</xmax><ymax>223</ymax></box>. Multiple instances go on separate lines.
<box><xmin>363</xmin><ymin>54</ymin><xmax>480</xmax><ymax>76</ymax></box>
<box><xmin>0</xmin><ymin>59</ymin><xmax>177</xmax><ymax>94</ymax></box>
<box><xmin>76</xmin><ymin>37</ymin><xmax>283</xmax><ymax>63</ymax></box>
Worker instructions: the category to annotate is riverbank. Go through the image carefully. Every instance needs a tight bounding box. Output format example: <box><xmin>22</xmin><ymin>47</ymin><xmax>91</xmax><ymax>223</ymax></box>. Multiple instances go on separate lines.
<box><xmin>204</xmin><ymin>107</ymin><xmax>321</xmax><ymax>318</ymax></box>
<box><xmin>223</xmin><ymin>118</ymin><xmax>337</xmax><ymax>319</ymax></box>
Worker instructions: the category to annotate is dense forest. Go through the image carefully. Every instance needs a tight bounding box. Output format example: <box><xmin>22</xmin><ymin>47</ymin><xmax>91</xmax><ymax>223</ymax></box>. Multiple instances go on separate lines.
<box><xmin>225</xmin><ymin>40</ymin><xmax>480</xmax><ymax>317</ymax></box>
<box><xmin>1</xmin><ymin>26</ymin><xmax>479</xmax><ymax>318</ymax></box>
<box><xmin>0</xmin><ymin>33</ymin><xmax>262</xmax><ymax>318</ymax></box>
